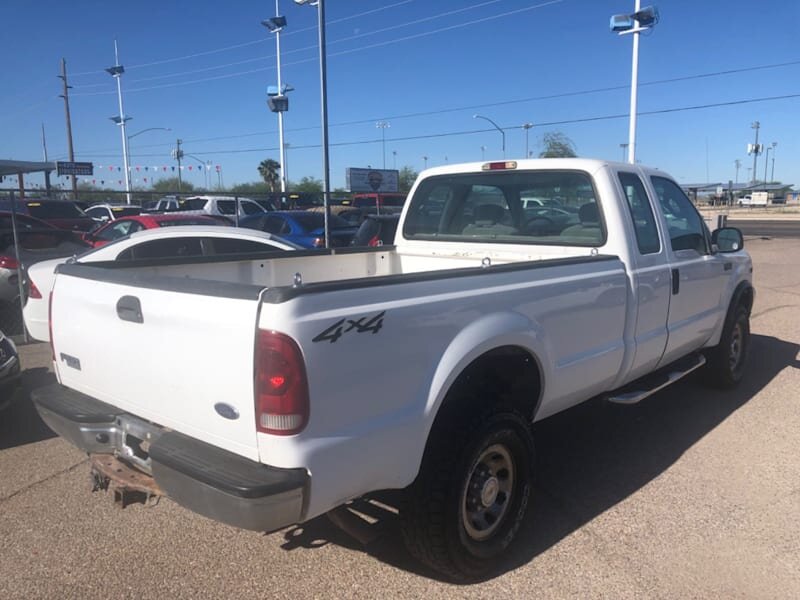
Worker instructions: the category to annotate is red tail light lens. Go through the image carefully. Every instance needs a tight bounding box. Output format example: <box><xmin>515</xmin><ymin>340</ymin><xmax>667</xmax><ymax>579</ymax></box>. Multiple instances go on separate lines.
<box><xmin>0</xmin><ymin>255</ymin><xmax>20</xmax><ymax>270</ymax></box>
<box><xmin>29</xmin><ymin>280</ymin><xmax>42</xmax><ymax>299</ymax></box>
<box><xmin>254</xmin><ymin>330</ymin><xmax>309</xmax><ymax>435</ymax></box>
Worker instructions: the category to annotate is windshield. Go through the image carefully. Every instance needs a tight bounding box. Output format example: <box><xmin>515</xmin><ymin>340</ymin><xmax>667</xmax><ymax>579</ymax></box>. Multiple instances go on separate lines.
<box><xmin>26</xmin><ymin>201</ymin><xmax>86</xmax><ymax>219</ymax></box>
<box><xmin>402</xmin><ymin>170</ymin><xmax>604</xmax><ymax>247</ymax></box>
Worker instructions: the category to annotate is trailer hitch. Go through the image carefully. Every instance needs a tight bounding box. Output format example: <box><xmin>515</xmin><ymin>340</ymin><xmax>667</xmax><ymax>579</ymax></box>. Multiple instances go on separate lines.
<box><xmin>89</xmin><ymin>454</ymin><xmax>163</xmax><ymax>509</ymax></box>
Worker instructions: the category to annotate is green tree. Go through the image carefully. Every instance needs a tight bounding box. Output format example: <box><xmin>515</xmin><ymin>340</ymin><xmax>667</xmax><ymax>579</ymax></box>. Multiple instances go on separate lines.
<box><xmin>230</xmin><ymin>181</ymin><xmax>271</xmax><ymax>195</ymax></box>
<box><xmin>258</xmin><ymin>159</ymin><xmax>281</xmax><ymax>192</ymax></box>
<box><xmin>538</xmin><ymin>131</ymin><xmax>577</xmax><ymax>158</ymax></box>
<box><xmin>152</xmin><ymin>177</ymin><xmax>194</xmax><ymax>193</ymax></box>
<box><xmin>293</xmin><ymin>176</ymin><xmax>323</xmax><ymax>194</ymax></box>
<box><xmin>398</xmin><ymin>166</ymin><xmax>418</xmax><ymax>192</ymax></box>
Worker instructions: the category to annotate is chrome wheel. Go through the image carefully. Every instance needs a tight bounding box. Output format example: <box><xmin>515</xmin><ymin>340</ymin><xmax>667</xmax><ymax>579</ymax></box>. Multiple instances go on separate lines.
<box><xmin>462</xmin><ymin>444</ymin><xmax>515</xmax><ymax>541</ymax></box>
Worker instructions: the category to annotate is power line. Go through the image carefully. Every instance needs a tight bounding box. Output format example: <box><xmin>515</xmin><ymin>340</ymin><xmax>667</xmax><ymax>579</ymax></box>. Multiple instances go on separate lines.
<box><xmin>71</xmin><ymin>0</ymin><xmax>564</xmax><ymax>96</ymax></box>
<box><xmin>62</xmin><ymin>92</ymin><xmax>800</xmax><ymax>160</ymax></box>
<box><xmin>72</xmin><ymin>0</ymin><xmax>509</xmax><ymax>89</ymax></box>
<box><xmin>68</xmin><ymin>0</ymin><xmax>418</xmax><ymax>77</ymax></box>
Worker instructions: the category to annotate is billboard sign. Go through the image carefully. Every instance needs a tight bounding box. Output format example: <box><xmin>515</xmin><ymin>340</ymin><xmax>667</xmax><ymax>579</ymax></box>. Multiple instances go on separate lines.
<box><xmin>346</xmin><ymin>167</ymin><xmax>399</xmax><ymax>193</ymax></box>
<box><xmin>56</xmin><ymin>161</ymin><xmax>94</xmax><ymax>176</ymax></box>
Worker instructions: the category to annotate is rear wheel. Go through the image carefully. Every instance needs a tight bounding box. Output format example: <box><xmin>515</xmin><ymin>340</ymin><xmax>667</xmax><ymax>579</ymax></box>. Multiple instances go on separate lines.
<box><xmin>400</xmin><ymin>409</ymin><xmax>534</xmax><ymax>580</ymax></box>
<box><xmin>705</xmin><ymin>304</ymin><xmax>750</xmax><ymax>388</ymax></box>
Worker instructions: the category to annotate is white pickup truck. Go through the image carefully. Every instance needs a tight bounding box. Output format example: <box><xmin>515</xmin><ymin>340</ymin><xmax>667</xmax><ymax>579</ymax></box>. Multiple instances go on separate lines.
<box><xmin>33</xmin><ymin>159</ymin><xmax>754</xmax><ymax>580</ymax></box>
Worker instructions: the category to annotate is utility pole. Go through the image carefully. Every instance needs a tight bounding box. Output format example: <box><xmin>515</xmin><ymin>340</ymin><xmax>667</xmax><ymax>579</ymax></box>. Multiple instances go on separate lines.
<box><xmin>750</xmin><ymin>121</ymin><xmax>760</xmax><ymax>184</ymax></box>
<box><xmin>522</xmin><ymin>122</ymin><xmax>533</xmax><ymax>158</ymax></box>
<box><xmin>734</xmin><ymin>159</ymin><xmax>741</xmax><ymax>184</ymax></box>
<box><xmin>172</xmin><ymin>139</ymin><xmax>184</xmax><ymax>192</ymax></box>
<box><xmin>58</xmin><ymin>58</ymin><xmax>78</xmax><ymax>198</ymax></box>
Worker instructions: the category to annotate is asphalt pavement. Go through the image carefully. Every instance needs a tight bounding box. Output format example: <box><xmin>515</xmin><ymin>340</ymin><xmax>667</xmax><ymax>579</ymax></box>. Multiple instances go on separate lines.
<box><xmin>1</xmin><ymin>237</ymin><xmax>799</xmax><ymax>599</ymax></box>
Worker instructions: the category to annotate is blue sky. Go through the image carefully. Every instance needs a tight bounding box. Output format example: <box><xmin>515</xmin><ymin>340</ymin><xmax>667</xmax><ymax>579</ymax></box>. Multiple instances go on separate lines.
<box><xmin>1</xmin><ymin>0</ymin><xmax>798</xmax><ymax>191</ymax></box>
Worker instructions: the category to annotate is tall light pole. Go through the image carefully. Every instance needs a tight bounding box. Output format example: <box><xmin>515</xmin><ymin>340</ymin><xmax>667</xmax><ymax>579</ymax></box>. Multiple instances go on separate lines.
<box><xmin>770</xmin><ymin>142</ymin><xmax>777</xmax><ymax>182</ymax></box>
<box><xmin>392</xmin><ymin>150</ymin><xmax>397</xmax><ymax>170</ymax></box>
<box><xmin>763</xmin><ymin>144</ymin><xmax>772</xmax><ymax>185</ymax></box>
<box><xmin>473</xmin><ymin>114</ymin><xmax>505</xmax><ymax>158</ymax></box>
<box><xmin>522</xmin><ymin>122</ymin><xmax>533</xmax><ymax>158</ymax></box>
<box><xmin>610</xmin><ymin>3</ymin><xmax>659</xmax><ymax>164</ymax></box>
<box><xmin>106</xmin><ymin>41</ymin><xmax>132</xmax><ymax>203</ymax></box>
<box><xmin>481</xmin><ymin>145</ymin><xmax>486</xmax><ymax>160</ymax></box>
<box><xmin>376</xmin><ymin>121</ymin><xmax>390</xmax><ymax>168</ymax></box>
<box><xmin>750</xmin><ymin>121</ymin><xmax>760</xmax><ymax>184</ymax></box>
<box><xmin>294</xmin><ymin>0</ymin><xmax>331</xmax><ymax>248</ymax></box>
<box><xmin>422</xmin><ymin>155</ymin><xmax>428</xmax><ymax>169</ymax></box>
<box><xmin>734</xmin><ymin>159</ymin><xmax>741</xmax><ymax>184</ymax></box>
<box><xmin>262</xmin><ymin>6</ymin><xmax>290</xmax><ymax>196</ymax></box>
<box><xmin>620</xmin><ymin>143</ymin><xmax>629</xmax><ymax>162</ymax></box>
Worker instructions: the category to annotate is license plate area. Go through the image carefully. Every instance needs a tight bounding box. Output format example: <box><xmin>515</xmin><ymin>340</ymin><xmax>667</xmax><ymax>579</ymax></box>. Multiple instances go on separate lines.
<box><xmin>116</xmin><ymin>414</ymin><xmax>164</xmax><ymax>475</ymax></box>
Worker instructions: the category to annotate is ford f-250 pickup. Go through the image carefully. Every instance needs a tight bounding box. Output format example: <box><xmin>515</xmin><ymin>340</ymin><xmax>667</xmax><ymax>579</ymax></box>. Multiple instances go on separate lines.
<box><xmin>33</xmin><ymin>159</ymin><xmax>753</xmax><ymax>580</ymax></box>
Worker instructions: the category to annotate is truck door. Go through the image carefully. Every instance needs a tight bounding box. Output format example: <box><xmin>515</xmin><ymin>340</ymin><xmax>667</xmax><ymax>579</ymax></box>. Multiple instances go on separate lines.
<box><xmin>617</xmin><ymin>171</ymin><xmax>671</xmax><ymax>380</ymax></box>
<box><xmin>648</xmin><ymin>176</ymin><xmax>727</xmax><ymax>366</ymax></box>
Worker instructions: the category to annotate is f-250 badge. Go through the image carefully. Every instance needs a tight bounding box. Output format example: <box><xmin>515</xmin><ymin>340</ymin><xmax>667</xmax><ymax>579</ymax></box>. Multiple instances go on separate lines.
<box><xmin>312</xmin><ymin>311</ymin><xmax>385</xmax><ymax>344</ymax></box>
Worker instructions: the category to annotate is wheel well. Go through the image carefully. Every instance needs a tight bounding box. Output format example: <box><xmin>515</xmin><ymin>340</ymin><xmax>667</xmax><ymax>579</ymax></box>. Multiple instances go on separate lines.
<box><xmin>436</xmin><ymin>346</ymin><xmax>542</xmax><ymax>424</ymax></box>
<box><xmin>738</xmin><ymin>284</ymin><xmax>754</xmax><ymax>314</ymax></box>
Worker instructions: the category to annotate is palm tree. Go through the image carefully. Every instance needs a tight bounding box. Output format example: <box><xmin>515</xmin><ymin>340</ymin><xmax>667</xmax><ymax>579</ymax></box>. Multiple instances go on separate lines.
<box><xmin>258</xmin><ymin>159</ymin><xmax>281</xmax><ymax>192</ymax></box>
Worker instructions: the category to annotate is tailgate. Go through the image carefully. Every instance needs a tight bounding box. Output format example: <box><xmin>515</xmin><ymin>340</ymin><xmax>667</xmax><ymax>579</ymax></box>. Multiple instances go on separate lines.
<box><xmin>50</xmin><ymin>265</ymin><xmax>264</xmax><ymax>461</ymax></box>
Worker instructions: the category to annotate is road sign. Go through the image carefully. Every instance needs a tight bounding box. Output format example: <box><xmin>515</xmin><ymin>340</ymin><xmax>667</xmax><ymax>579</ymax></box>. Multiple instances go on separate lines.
<box><xmin>56</xmin><ymin>161</ymin><xmax>93</xmax><ymax>176</ymax></box>
<box><xmin>346</xmin><ymin>168</ymin><xmax>399</xmax><ymax>193</ymax></box>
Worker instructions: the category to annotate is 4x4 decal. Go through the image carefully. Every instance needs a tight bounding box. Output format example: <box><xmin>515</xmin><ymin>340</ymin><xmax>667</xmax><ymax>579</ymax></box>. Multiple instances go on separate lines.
<box><xmin>312</xmin><ymin>311</ymin><xmax>385</xmax><ymax>344</ymax></box>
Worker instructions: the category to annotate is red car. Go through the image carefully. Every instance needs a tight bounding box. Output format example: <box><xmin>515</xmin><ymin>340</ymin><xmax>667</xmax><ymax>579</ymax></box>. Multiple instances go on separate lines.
<box><xmin>83</xmin><ymin>213</ymin><xmax>227</xmax><ymax>248</ymax></box>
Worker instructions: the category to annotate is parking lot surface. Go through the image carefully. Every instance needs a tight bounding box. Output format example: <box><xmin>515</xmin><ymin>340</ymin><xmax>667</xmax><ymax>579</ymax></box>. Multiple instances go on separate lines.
<box><xmin>1</xmin><ymin>237</ymin><xmax>798</xmax><ymax>599</ymax></box>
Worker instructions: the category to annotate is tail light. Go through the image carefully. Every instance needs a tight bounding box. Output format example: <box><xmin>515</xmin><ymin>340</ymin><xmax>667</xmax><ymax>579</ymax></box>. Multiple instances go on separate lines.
<box><xmin>29</xmin><ymin>280</ymin><xmax>42</xmax><ymax>299</ymax></box>
<box><xmin>368</xmin><ymin>235</ymin><xmax>380</xmax><ymax>247</ymax></box>
<box><xmin>254</xmin><ymin>330</ymin><xmax>309</xmax><ymax>435</ymax></box>
<box><xmin>48</xmin><ymin>291</ymin><xmax>55</xmax><ymax>361</ymax></box>
<box><xmin>312</xmin><ymin>237</ymin><xmax>325</xmax><ymax>248</ymax></box>
<box><xmin>0</xmin><ymin>255</ymin><xmax>20</xmax><ymax>270</ymax></box>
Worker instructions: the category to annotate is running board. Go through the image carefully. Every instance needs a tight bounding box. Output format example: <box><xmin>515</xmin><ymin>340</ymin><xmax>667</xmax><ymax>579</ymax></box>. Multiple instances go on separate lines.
<box><xmin>607</xmin><ymin>354</ymin><xmax>706</xmax><ymax>405</ymax></box>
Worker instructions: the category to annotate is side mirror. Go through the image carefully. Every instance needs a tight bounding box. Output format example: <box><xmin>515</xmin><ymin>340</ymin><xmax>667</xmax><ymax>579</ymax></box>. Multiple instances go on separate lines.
<box><xmin>712</xmin><ymin>227</ymin><xmax>743</xmax><ymax>253</ymax></box>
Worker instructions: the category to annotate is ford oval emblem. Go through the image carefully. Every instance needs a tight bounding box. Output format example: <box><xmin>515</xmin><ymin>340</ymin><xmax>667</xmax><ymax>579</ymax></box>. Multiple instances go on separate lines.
<box><xmin>214</xmin><ymin>403</ymin><xmax>240</xmax><ymax>420</ymax></box>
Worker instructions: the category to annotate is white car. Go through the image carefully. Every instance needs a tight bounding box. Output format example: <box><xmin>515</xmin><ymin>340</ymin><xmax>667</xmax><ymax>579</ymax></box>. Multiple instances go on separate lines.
<box><xmin>154</xmin><ymin>195</ymin><xmax>269</xmax><ymax>219</ymax></box>
<box><xmin>23</xmin><ymin>226</ymin><xmax>300</xmax><ymax>342</ymax></box>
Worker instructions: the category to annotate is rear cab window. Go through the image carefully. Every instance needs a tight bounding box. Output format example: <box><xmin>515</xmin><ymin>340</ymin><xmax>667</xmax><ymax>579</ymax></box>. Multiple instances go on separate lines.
<box><xmin>618</xmin><ymin>172</ymin><xmax>660</xmax><ymax>254</ymax></box>
<box><xmin>402</xmin><ymin>170</ymin><xmax>604</xmax><ymax>247</ymax></box>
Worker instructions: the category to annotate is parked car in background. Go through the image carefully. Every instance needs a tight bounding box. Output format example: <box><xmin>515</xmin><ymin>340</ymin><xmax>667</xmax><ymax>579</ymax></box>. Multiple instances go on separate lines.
<box><xmin>350</xmin><ymin>213</ymin><xmax>400</xmax><ymax>247</ymax></box>
<box><xmin>239</xmin><ymin>210</ymin><xmax>358</xmax><ymax>248</ymax></box>
<box><xmin>0</xmin><ymin>198</ymin><xmax>97</xmax><ymax>232</ymax></box>
<box><xmin>0</xmin><ymin>328</ymin><xmax>21</xmax><ymax>410</ymax></box>
<box><xmin>82</xmin><ymin>213</ymin><xmax>226</xmax><ymax>248</ymax></box>
<box><xmin>84</xmin><ymin>204</ymin><xmax>142</xmax><ymax>223</ymax></box>
<box><xmin>23</xmin><ymin>225</ymin><xmax>300</xmax><ymax>342</ymax></box>
<box><xmin>0</xmin><ymin>212</ymin><xmax>91</xmax><ymax>309</ymax></box>
<box><xmin>149</xmin><ymin>195</ymin><xmax>267</xmax><ymax>220</ymax></box>
<box><xmin>351</xmin><ymin>192</ymin><xmax>407</xmax><ymax>210</ymax></box>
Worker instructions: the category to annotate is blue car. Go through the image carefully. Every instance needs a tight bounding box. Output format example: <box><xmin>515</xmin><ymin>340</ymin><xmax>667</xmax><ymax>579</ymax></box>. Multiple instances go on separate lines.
<box><xmin>238</xmin><ymin>211</ymin><xmax>357</xmax><ymax>248</ymax></box>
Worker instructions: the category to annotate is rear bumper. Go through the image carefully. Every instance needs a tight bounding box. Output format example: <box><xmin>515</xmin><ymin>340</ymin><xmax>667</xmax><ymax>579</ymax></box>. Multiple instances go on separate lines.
<box><xmin>31</xmin><ymin>383</ymin><xmax>308</xmax><ymax>532</ymax></box>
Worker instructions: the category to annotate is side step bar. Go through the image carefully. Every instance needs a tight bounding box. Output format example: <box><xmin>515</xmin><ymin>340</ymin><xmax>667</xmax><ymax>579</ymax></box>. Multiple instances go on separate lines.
<box><xmin>607</xmin><ymin>353</ymin><xmax>706</xmax><ymax>405</ymax></box>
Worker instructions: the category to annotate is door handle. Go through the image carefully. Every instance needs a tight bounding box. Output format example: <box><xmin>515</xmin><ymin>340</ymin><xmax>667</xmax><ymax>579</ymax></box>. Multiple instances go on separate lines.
<box><xmin>116</xmin><ymin>295</ymin><xmax>143</xmax><ymax>324</ymax></box>
<box><xmin>671</xmin><ymin>268</ymin><xmax>680</xmax><ymax>295</ymax></box>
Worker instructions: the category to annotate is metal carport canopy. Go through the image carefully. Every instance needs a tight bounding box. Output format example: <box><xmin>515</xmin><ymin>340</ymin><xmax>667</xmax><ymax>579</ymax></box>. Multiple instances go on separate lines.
<box><xmin>0</xmin><ymin>159</ymin><xmax>56</xmax><ymax>177</ymax></box>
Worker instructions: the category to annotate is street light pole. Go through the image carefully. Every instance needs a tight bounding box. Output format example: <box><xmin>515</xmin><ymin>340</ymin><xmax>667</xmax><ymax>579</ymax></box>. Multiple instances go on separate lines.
<box><xmin>734</xmin><ymin>159</ymin><xmax>741</xmax><ymax>185</ymax></box>
<box><xmin>295</xmin><ymin>0</ymin><xmax>331</xmax><ymax>248</ymax></box>
<box><xmin>763</xmin><ymin>145</ymin><xmax>771</xmax><ymax>185</ymax></box>
<box><xmin>627</xmin><ymin>0</ymin><xmax>641</xmax><ymax>164</ymax></box>
<box><xmin>107</xmin><ymin>41</ymin><xmax>132</xmax><ymax>203</ymax></box>
<box><xmin>473</xmin><ymin>114</ymin><xmax>505</xmax><ymax>158</ymax></box>
<box><xmin>770</xmin><ymin>142</ymin><xmax>777</xmax><ymax>182</ymax></box>
<box><xmin>376</xmin><ymin>121</ymin><xmax>390</xmax><ymax>168</ymax></box>
<box><xmin>751</xmin><ymin>121</ymin><xmax>760</xmax><ymax>184</ymax></box>
<box><xmin>522</xmin><ymin>122</ymin><xmax>533</xmax><ymax>158</ymax></box>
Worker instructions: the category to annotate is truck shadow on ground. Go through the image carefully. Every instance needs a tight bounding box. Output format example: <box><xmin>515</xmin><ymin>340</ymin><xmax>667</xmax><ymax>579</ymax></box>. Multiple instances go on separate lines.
<box><xmin>276</xmin><ymin>333</ymin><xmax>800</xmax><ymax>582</ymax></box>
<box><xmin>0</xmin><ymin>366</ymin><xmax>58</xmax><ymax>451</ymax></box>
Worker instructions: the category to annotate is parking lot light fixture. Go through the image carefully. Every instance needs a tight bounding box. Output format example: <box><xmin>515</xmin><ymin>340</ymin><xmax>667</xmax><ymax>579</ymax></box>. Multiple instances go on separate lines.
<box><xmin>294</xmin><ymin>0</ymin><xmax>330</xmax><ymax>248</ymax></box>
<box><xmin>263</xmin><ymin>3</ymin><xmax>290</xmax><ymax>195</ymax></box>
<box><xmin>609</xmin><ymin>2</ymin><xmax>660</xmax><ymax>164</ymax></box>
<box><xmin>473</xmin><ymin>114</ymin><xmax>505</xmax><ymax>159</ymax></box>
<box><xmin>106</xmin><ymin>40</ymin><xmax>132</xmax><ymax>203</ymax></box>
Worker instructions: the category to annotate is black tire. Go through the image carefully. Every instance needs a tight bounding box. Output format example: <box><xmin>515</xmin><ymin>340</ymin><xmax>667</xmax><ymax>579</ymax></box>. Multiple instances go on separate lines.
<box><xmin>400</xmin><ymin>408</ymin><xmax>534</xmax><ymax>581</ymax></box>
<box><xmin>704</xmin><ymin>304</ymin><xmax>750</xmax><ymax>388</ymax></box>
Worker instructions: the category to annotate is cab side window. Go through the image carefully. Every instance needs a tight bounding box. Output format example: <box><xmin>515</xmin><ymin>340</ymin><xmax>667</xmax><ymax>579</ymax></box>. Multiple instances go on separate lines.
<box><xmin>650</xmin><ymin>176</ymin><xmax>708</xmax><ymax>255</ymax></box>
<box><xmin>619</xmin><ymin>172</ymin><xmax>660</xmax><ymax>254</ymax></box>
